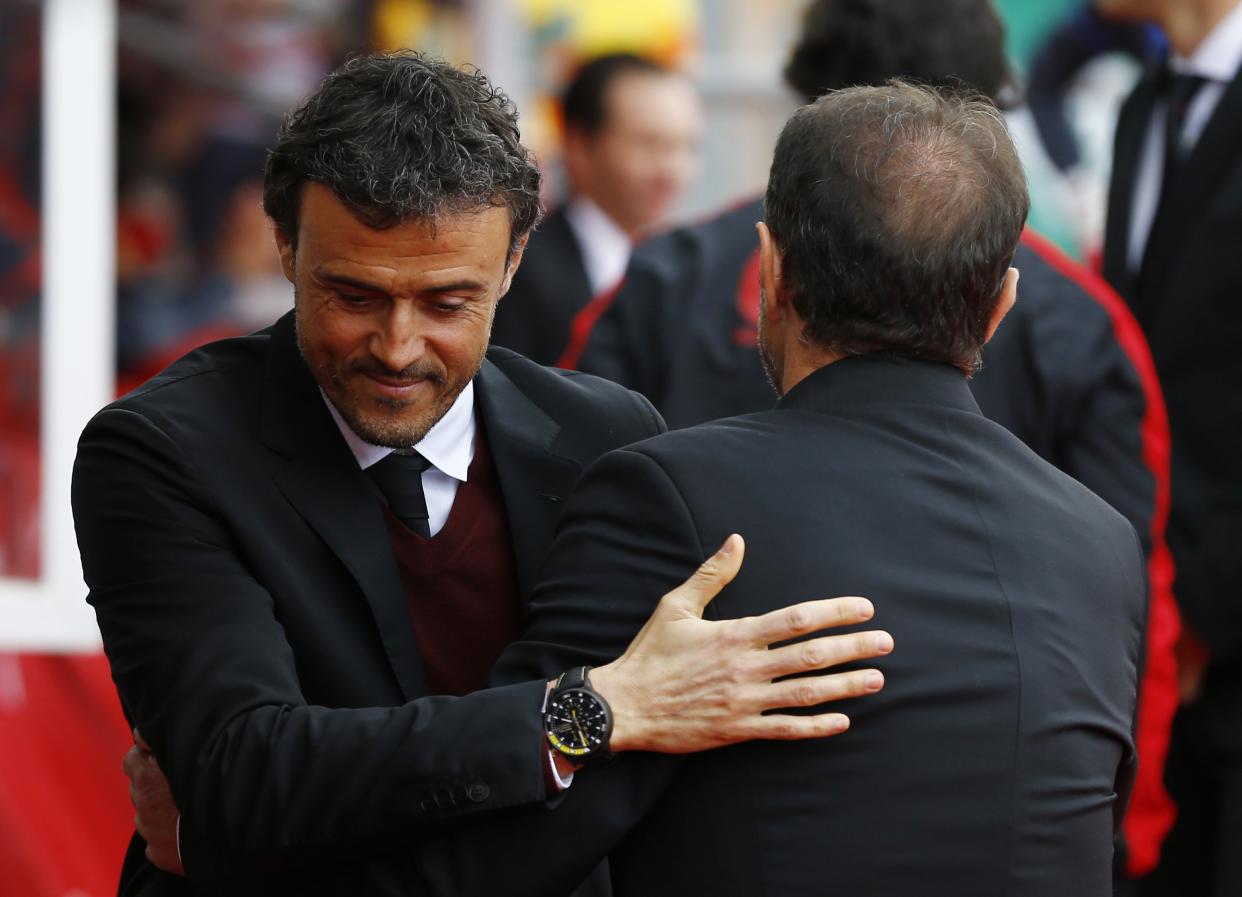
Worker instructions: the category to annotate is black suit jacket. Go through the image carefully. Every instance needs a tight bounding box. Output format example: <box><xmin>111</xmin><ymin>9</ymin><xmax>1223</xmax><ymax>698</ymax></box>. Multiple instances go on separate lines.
<box><xmin>1104</xmin><ymin>62</ymin><xmax>1242</xmax><ymax>663</ymax></box>
<box><xmin>581</xmin><ymin>213</ymin><xmax>1160</xmax><ymax>561</ymax></box>
<box><xmin>578</xmin><ymin>198</ymin><xmax>771</xmax><ymax>428</ymax></box>
<box><xmin>487</xmin><ymin>355</ymin><xmax>1146</xmax><ymax>896</ymax></box>
<box><xmin>72</xmin><ymin>311</ymin><xmax>663</xmax><ymax>895</ymax></box>
<box><xmin>491</xmin><ymin>207</ymin><xmax>594</xmax><ymax>365</ymax></box>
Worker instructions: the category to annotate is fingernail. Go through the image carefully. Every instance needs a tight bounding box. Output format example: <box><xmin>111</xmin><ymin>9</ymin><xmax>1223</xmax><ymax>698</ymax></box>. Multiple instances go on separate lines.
<box><xmin>864</xmin><ymin>671</ymin><xmax>884</xmax><ymax>691</ymax></box>
<box><xmin>874</xmin><ymin>632</ymin><xmax>894</xmax><ymax>653</ymax></box>
<box><xmin>855</xmin><ymin>598</ymin><xmax>874</xmax><ymax>619</ymax></box>
<box><xmin>832</xmin><ymin>716</ymin><xmax>850</xmax><ymax>733</ymax></box>
<box><xmin>718</xmin><ymin>535</ymin><xmax>737</xmax><ymax>556</ymax></box>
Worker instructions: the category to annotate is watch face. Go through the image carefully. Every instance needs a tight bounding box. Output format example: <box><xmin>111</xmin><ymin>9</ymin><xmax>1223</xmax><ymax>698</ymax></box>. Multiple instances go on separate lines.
<box><xmin>545</xmin><ymin>688</ymin><xmax>611</xmax><ymax>757</ymax></box>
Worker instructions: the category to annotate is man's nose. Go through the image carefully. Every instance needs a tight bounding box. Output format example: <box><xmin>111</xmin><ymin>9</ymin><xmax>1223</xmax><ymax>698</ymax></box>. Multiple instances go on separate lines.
<box><xmin>371</xmin><ymin>306</ymin><xmax>427</xmax><ymax>372</ymax></box>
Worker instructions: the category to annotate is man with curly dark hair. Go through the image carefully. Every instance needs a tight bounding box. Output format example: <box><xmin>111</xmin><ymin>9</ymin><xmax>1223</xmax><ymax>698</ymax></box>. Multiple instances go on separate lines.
<box><xmin>76</xmin><ymin>52</ymin><xmax>889</xmax><ymax>897</ymax></box>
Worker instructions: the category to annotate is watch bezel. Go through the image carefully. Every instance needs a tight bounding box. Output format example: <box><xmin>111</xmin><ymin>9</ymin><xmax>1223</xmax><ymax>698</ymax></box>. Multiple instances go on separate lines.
<box><xmin>544</xmin><ymin>672</ymin><xmax>614</xmax><ymax>763</ymax></box>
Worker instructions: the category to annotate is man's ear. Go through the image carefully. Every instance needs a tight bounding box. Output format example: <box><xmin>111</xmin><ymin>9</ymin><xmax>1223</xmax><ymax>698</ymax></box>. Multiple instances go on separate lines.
<box><xmin>274</xmin><ymin>227</ymin><xmax>296</xmax><ymax>285</ymax></box>
<box><xmin>756</xmin><ymin>221</ymin><xmax>786</xmax><ymax>322</ymax></box>
<box><xmin>984</xmin><ymin>267</ymin><xmax>1019</xmax><ymax>343</ymax></box>
<box><xmin>498</xmin><ymin>232</ymin><xmax>530</xmax><ymax>299</ymax></box>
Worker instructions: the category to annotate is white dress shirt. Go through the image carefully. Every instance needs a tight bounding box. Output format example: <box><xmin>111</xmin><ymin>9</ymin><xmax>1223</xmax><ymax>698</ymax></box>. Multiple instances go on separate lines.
<box><xmin>323</xmin><ymin>382</ymin><xmax>476</xmax><ymax>536</ymax></box>
<box><xmin>1126</xmin><ymin>2</ymin><xmax>1242</xmax><ymax>270</ymax></box>
<box><xmin>322</xmin><ymin>381</ymin><xmax>573</xmax><ymax>789</ymax></box>
<box><xmin>563</xmin><ymin>195</ymin><xmax>633</xmax><ymax>295</ymax></box>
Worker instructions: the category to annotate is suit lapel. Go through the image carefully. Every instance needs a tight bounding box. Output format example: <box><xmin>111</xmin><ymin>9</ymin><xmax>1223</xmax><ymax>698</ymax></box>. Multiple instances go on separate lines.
<box><xmin>547</xmin><ymin>208</ymin><xmax>595</xmax><ymax>310</ymax></box>
<box><xmin>259</xmin><ymin>312</ymin><xmax>428</xmax><ymax>700</ymax></box>
<box><xmin>1141</xmin><ymin>64</ymin><xmax>1242</xmax><ymax>307</ymax></box>
<box><xmin>475</xmin><ymin>357</ymin><xmax>582</xmax><ymax>605</ymax></box>
<box><xmin>1104</xmin><ymin>69</ymin><xmax>1161</xmax><ymax>301</ymax></box>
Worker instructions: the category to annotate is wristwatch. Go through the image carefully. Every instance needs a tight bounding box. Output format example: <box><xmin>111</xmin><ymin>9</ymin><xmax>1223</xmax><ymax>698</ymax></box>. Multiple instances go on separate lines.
<box><xmin>544</xmin><ymin>666</ymin><xmax>614</xmax><ymax>766</ymax></box>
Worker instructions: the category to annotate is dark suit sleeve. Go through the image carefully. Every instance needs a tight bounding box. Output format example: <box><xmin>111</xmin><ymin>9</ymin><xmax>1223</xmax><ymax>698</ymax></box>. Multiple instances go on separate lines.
<box><xmin>74</xmin><ymin>407</ymin><xmax>553</xmax><ymax>858</ymax></box>
<box><xmin>196</xmin><ymin>445</ymin><xmax>705</xmax><ymax>896</ymax></box>
<box><xmin>1055</xmin><ymin>313</ymin><xmax>1156</xmax><ymax>557</ymax></box>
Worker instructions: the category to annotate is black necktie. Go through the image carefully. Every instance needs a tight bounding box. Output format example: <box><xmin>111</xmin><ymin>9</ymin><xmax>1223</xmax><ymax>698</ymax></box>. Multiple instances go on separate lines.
<box><xmin>1163</xmin><ymin>72</ymin><xmax>1206</xmax><ymax>187</ymax></box>
<box><xmin>367</xmin><ymin>451</ymin><xmax>432</xmax><ymax>538</ymax></box>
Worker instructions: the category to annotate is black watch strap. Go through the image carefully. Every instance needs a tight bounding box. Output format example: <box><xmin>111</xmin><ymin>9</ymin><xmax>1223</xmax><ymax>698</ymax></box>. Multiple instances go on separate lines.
<box><xmin>555</xmin><ymin>665</ymin><xmax>593</xmax><ymax>692</ymax></box>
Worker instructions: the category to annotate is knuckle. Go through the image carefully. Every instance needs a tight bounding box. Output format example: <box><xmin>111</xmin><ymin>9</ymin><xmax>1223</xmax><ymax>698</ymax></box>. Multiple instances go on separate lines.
<box><xmin>773</xmin><ymin>720</ymin><xmax>802</xmax><ymax>740</ymax></box>
<box><xmin>785</xmin><ymin>605</ymin><xmax>812</xmax><ymax>634</ymax></box>
<box><xmin>720</xmin><ymin>621</ymin><xmax>749</xmax><ymax>650</ymax></box>
<box><xmin>722</xmin><ymin>685</ymin><xmax>748</xmax><ymax>715</ymax></box>
<box><xmin>846</xmin><ymin>671</ymin><xmax>872</xmax><ymax>693</ymax></box>
<box><xmin>800</xmin><ymin>642</ymin><xmax>825</xmax><ymax>668</ymax></box>
<box><xmin>654</xmin><ymin>592</ymin><xmax>683</xmax><ymax>618</ymax></box>
<box><xmin>851</xmin><ymin>633</ymin><xmax>876</xmax><ymax>657</ymax></box>
<box><xmin>793</xmin><ymin>681</ymin><xmax>819</xmax><ymax>706</ymax></box>
<box><xmin>727</xmin><ymin>657</ymin><xmax>750</xmax><ymax>685</ymax></box>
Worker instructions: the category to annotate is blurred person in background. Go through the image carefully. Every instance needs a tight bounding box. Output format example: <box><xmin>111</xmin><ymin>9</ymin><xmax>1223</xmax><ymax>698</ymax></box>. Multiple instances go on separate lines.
<box><xmin>573</xmin><ymin>1</ymin><xmax>1180</xmax><ymax>888</ymax></box>
<box><xmin>1026</xmin><ymin>5</ymin><xmax>1165</xmax><ymax>261</ymax></box>
<box><xmin>114</xmin><ymin>0</ymin><xmax>352</xmax><ymax>382</ymax></box>
<box><xmin>0</xmin><ymin>2</ymin><xmax>42</xmax><ymax>579</ymax></box>
<box><xmin>490</xmin><ymin>52</ymin><xmax>702</xmax><ymax>365</ymax></box>
<box><xmin>1097</xmin><ymin>0</ymin><xmax>1242</xmax><ymax>894</ymax></box>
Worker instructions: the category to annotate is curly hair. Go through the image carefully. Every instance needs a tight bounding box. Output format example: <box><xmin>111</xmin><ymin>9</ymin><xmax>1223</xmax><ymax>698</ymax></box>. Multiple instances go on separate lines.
<box><xmin>764</xmin><ymin>81</ymin><xmax>1029</xmax><ymax>373</ymax></box>
<box><xmin>783</xmin><ymin>0</ymin><xmax>1013</xmax><ymax>105</ymax></box>
<box><xmin>263</xmin><ymin>51</ymin><xmax>542</xmax><ymax>256</ymax></box>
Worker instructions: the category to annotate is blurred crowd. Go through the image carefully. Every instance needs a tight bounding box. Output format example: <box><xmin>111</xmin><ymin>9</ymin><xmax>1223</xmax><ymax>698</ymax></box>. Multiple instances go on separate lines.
<box><xmin>2</xmin><ymin>0</ymin><xmax>1241</xmax><ymax>894</ymax></box>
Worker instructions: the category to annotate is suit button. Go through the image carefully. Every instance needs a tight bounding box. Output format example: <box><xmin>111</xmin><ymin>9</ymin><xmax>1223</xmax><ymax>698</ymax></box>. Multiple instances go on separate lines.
<box><xmin>466</xmin><ymin>783</ymin><xmax>490</xmax><ymax>803</ymax></box>
<box><xmin>419</xmin><ymin>798</ymin><xmax>435</xmax><ymax>812</ymax></box>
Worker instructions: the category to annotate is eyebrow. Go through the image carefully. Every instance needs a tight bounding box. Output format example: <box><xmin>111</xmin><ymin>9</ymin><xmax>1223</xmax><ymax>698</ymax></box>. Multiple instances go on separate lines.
<box><xmin>317</xmin><ymin>272</ymin><xmax>489</xmax><ymax>295</ymax></box>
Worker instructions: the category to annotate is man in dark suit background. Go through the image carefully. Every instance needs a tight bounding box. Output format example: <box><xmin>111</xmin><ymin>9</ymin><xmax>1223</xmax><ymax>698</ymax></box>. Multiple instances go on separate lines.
<box><xmin>497</xmin><ymin>81</ymin><xmax>1147</xmax><ymax>895</ymax></box>
<box><xmin>77</xmin><ymin>53</ymin><xmax>890</xmax><ymax>897</ymax></box>
<box><xmin>490</xmin><ymin>53</ymin><xmax>702</xmax><ymax>364</ymax></box>
<box><xmin>573</xmin><ymin>3</ymin><xmax>1181</xmax><ymax>880</ymax></box>
<box><xmin>1098</xmin><ymin>0</ymin><xmax>1242</xmax><ymax>892</ymax></box>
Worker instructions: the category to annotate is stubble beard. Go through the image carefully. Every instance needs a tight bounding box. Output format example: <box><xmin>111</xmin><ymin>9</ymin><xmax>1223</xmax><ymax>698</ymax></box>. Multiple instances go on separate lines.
<box><xmin>296</xmin><ymin>318</ymin><xmax>482</xmax><ymax>450</ymax></box>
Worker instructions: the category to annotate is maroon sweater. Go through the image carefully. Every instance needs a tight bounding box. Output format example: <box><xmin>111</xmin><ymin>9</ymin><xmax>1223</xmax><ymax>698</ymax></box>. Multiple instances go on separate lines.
<box><xmin>380</xmin><ymin>432</ymin><xmax>522</xmax><ymax>697</ymax></box>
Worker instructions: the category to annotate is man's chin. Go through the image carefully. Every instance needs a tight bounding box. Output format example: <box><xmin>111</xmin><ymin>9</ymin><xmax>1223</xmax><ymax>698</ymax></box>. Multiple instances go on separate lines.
<box><xmin>349</xmin><ymin>414</ymin><xmax>437</xmax><ymax>449</ymax></box>
<box><xmin>330</xmin><ymin>391</ymin><xmax>449</xmax><ymax>449</ymax></box>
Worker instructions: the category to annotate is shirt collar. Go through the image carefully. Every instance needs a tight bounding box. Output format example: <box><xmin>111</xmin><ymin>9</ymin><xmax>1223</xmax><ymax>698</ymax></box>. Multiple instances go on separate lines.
<box><xmin>563</xmin><ymin>195</ymin><xmax>633</xmax><ymax>294</ymax></box>
<box><xmin>322</xmin><ymin>380</ymin><xmax>476</xmax><ymax>482</ymax></box>
<box><xmin>1170</xmin><ymin>2</ymin><xmax>1242</xmax><ymax>81</ymax></box>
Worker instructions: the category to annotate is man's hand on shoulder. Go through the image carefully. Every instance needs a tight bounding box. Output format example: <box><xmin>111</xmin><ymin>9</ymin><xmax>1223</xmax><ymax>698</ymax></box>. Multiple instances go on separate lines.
<box><xmin>590</xmin><ymin>534</ymin><xmax>892</xmax><ymax>754</ymax></box>
<box><xmin>124</xmin><ymin>731</ymin><xmax>184</xmax><ymax>876</ymax></box>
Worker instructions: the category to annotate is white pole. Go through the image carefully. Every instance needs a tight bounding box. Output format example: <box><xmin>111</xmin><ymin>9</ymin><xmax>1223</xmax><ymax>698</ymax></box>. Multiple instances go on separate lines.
<box><xmin>36</xmin><ymin>0</ymin><xmax>116</xmax><ymax>649</ymax></box>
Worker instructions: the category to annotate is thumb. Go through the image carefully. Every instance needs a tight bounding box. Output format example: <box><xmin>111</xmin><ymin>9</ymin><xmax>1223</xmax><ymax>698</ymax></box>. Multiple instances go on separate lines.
<box><xmin>665</xmin><ymin>534</ymin><xmax>745</xmax><ymax>618</ymax></box>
